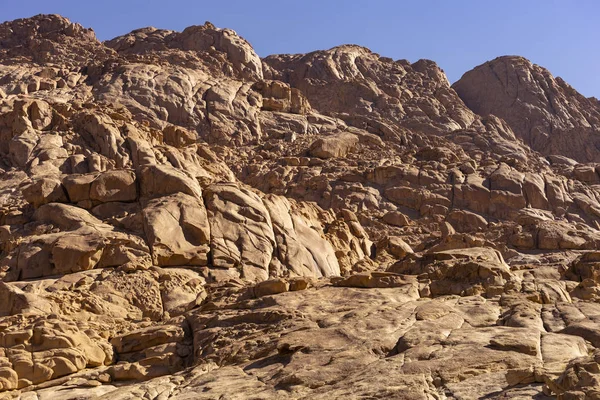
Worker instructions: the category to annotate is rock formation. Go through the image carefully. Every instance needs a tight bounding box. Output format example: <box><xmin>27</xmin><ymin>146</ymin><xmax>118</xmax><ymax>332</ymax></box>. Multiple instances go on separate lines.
<box><xmin>1</xmin><ymin>13</ymin><xmax>600</xmax><ymax>399</ymax></box>
<box><xmin>453</xmin><ymin>56</ymin><xmax>600</xmax><ymax>163</ymax></box>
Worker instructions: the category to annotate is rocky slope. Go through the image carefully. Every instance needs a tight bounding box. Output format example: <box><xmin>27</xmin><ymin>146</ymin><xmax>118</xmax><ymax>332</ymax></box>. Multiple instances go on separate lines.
<box><xmin>1</xmin><ymin>13</ymin><xmax>600</xmax><ymax>399</ymax></box>
<box><xmin>453</xmin><ymin>56</ymin><xmax>600</xmax><ymax>163</ymax></box>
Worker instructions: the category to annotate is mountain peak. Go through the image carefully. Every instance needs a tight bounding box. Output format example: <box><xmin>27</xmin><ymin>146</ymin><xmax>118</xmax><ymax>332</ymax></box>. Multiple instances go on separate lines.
<box><xmin>453</xmin><ymin>55</ymin><xmax>600</xmax><ymax>162</ymax></box>
<box><xmin>0</xmin><ymin>13</ymin><xmax>111</xmax><ymax>66</ymax></box>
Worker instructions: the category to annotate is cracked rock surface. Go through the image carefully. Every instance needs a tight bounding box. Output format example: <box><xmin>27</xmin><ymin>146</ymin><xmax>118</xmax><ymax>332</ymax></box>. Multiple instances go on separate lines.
<box><xmin>2</xmin><ymin>13</ymin><xmax>600</xmax><ymax>399</ymax></box>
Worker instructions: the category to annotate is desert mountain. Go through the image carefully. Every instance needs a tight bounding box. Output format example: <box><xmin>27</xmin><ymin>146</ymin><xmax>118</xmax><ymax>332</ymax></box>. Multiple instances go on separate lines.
<box><xmin>0</xmin><ymin>14</ymin><xmax>599</xmax><ymax>399</ymax></box>
<box><xmin>453</xmin><ymin>55</ymin><xmax>600</xmax><ymax>163</ymax></box>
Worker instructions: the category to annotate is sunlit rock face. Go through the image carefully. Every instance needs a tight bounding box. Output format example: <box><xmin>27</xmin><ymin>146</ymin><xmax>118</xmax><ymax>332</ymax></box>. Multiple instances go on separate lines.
<box><xmin>1</xmin><ymin>13</ymin><xmax>600</xmax><ymax>399</ymax></box>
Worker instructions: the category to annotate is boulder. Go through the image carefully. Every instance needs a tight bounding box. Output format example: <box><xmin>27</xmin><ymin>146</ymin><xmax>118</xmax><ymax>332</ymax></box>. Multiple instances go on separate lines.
<box><xmin>204</xmin><ymin>183</ymin><xmax>275</xmax><ymax>281</ymax></box>
<box><xmin>254</xmin><ymin>279</ymin><xmax>289</xmax><ymax>297</ymax></box>
<box><xmin>138</xmin><ymin>164</ymin><xmax>203</xmax><ymax>199</ymax></box>
<box><xmin>263</xmin><ymin>195</ymin><xmax>340</xmax><ymax>278</ymax></box>
<box><xmin>447</xmin><ymin>210</ymin><xmax>488</xmax><ymax>232</ymax></box>
<box><xmin>22</xmin><ymin>177</ymin><xmax>67</xmax><ymax>207</ymax></box>
<box><xmin>382</xmin><ymin>211</ymin><xmax>411</xmax><ymax>227</ymax></box>
<box><xmin>142</xmin><ymin>193</ymin><xmax>210</xmax><ymax>266</ymax></box>
<box><xmin>90</xmin><ymin>170</ymin><xmax>137</xmax><ymax>203</ymax></box>
<box><xmin>163</xmin><ymin>125</ymin><xmax>197</xmax><ymax>148</ymax></box>
<box><xmin>390</xmin><ymin>247</ymin><xmax>517</xmax><ymax>296</ymax></box>
<box><xmin>309</xmin><ymin>132</ymin><xmax>359</xmax><ymax>158</ymax></box>
<box><xmin>386</xmin><ymin>236</ymin><xmax>414</xmax><ymax>259</ymax></box>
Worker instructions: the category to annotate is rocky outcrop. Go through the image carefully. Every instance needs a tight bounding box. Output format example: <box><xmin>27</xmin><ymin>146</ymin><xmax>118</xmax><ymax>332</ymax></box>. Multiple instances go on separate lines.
<box><xmin>3</xmin><ymin>13</ymin><xmax>600</xmax><ymax>400</ymax></box>
<box><xmin>453</xmin><ymin>56</ymin><xmax>600</xmax><ymax>163</ymax></box>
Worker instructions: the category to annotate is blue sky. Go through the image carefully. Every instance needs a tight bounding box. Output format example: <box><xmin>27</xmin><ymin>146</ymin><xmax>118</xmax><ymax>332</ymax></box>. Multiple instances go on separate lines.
<box><xmin>3</xmin><ymin>0</ymin><xmax>599</xmax><ymax>97</ymax></box>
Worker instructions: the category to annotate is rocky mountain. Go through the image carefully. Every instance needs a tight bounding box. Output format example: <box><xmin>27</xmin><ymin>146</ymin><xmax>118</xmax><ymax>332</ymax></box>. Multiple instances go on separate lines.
<box><xmin>1</xmin><ymin>13</ymin><xmax>600</xmax><ymax>399</ymax></box>
<box><xmin>453</xmin><ymin>56</ymin><xmax>600</xmax><ymax>163</ymax></box>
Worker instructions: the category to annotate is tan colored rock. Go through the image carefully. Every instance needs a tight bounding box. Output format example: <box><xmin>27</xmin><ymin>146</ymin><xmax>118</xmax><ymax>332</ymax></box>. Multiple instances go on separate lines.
<box><xmin>523</xmin><ymin>173</ymin><xmax>549</xmax><ymax>209</ymax></box>
<box><xmin>22</xmin><ymin>177</ymin><xmax>67</xmax><ymax>207</ymax></box>
<box><xmin>382</xmin><ymin>210</ymin><xmax>411</xmax><ymax>227</ymax></box>
<box><xmin>74</xmin><ymin>111</ymin><xmax>129</xmax><ymax>167</ymax></box>
<box><xmin>454</xmin><ymin>56</ymin><xmax>600</xmax><ymax>163</ymax></box>
<box><xmin>163</xmin><ymin>125</ymin><xmax>197</xmax><ymax>148</ymax></box>
<box><xmin>263</xmin><ymin>195</ymin><xmax>340</xmax><ymax>278</ymax></box>
<box><xmin>33</xmin><ymin>203</ymin><xmax>104</xmax><ymax>229</ymax></box>
<box><xmin>28</xmin><ymin>100</ymin><xmax>53</xmax><ymax>130</ymax></box>
<box><xmin>138</xmin><ymin>164</ymin><xmax>203</xmax><ymax>199</ymax></box>
<box><xmin>111</xmin><ymin>325</ymin><xmax>185</xmax><ymax>354</ymax></box>
<box><xmin>333</xmin><ymin>272</ymin><xmax>419</xmax><ymax>291</ymax></box>
<box><xmin>386</xmin><ymin>236</ymin><xmax>414</xmax><ymax>259</ymax></box>
<box><xmin>5</xmin><ymin>13</ymin><xmax>600</xmax><ymax>400</ymax></box>
<box><xmin>253</xmin><ymin>80</ymin><xmax>311</xmax><ymax>114</ymax></box>
<box><xmin>51</xmin><ymin>233</ymin><xmax>104</xmax><ymax>273</ymax></box>
<box><xmin>159</xmin><ymin>268</ymin><xmax>206</xmax><ymax>315</ymax></box>
<box><xmin>566</xmin><ymin>252</ymin><xmax>600</xmax><ymax>282</ymax></box>
<box><xmin>309</xmin><ymin>132</ymin><xmax>359</xmax><ymax>159</ymax></box>
<box><xmin>446</xmin><ymin>209</ymin><xmax>487</xmax><ymax>232</ymax></box>
<box><xmin>204</xmin><ymin>183</ymin><xmax>275</xmax><ymax>281</ymax></box>
<box><xmin>9</xmin><ymin>129</ymin><xmax>39</xmax><ymax>166</ymax></box>
<box><xmin>90</xmin><ymin>170</ymin><xmax>137</xmax><ymax>203</ymax></box>
<box><xmin>254</xmin><ymin>279</ymin><xmax>289</xmax><ymax>297</ymax></box>
<box><xmin>142</xmin><ymin>193</ymin><xmax>210</xmax><ymax>266</ymax></box>
<box><xmin>390</xmin><ymin>247</ymin><xmax>517</xmax><ymax>296</ymax></box>
<box><xmin>0</xmin><ymin>282</ymin><xmax>53</xmax><ymax>316</ymax></box>
<box><xmin>62</xmin><ymin>173</ymin><xmax>97</xmax><ymax>203</ymax></box>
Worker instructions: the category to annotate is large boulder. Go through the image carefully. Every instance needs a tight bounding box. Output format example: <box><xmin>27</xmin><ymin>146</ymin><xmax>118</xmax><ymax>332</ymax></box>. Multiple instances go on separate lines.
<box><xmin>390</xmin><ymin>247</ymin><xmax>518</xmax><ymax>297</ymax></box>
<box><xmin>142</xmin><ymin>193</ymin><xmax>210</xmax><ymax>266</ymax></box>
<box><xmin>22</xmin><ymin>177</ymin><xmax>67</xmax><ymax>208</ymax></box>
<box><xmin>309</xmin><ymin>132</ymin><xmax>359</xmax><ymax>159</ymax></box>
<box><xmin>138</xmin><ymin>164</ymin><xmax>203</xmax><ymax>200</ymax></box>
<box><xmin>263</xmin><ymin>195</ymin><xmax>340</xmax><ymax>278</ymax></box>
<box><xmin>204</xmin><ymin>183</ymin><xmax>275</xmax><ymax>281</ymax></box>
<box><xmin>90</xmin><ymin>170</ymin><xmax>137</xmax><ymax>203</ymax></box>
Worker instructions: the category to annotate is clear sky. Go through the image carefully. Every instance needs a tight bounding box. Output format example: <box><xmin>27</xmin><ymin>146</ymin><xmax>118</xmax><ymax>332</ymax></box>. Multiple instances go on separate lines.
<box><xmin>2</xmin><ymin>0</ymin><xmax>599</xmax><ymax>97</ymax></box>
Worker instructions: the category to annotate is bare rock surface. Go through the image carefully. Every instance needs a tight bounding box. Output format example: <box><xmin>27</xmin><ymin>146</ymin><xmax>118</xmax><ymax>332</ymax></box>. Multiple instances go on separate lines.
<box><xmin>453</xmin><ymin>56</ymin><xmax>600</xmax><ymax>163</ymax></box>
<box><xmin>2</xmin><ymin>13</ymin><xmax>600</xmax><ymax>399</ymax></box>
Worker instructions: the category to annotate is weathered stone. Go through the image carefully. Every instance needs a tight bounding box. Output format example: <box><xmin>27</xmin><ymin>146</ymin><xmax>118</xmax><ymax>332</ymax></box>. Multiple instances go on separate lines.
<box><xmin>90</xmin><ymin>170</ymin><xmax>137</xmax><ymax>203</ymax></box>
<box><xmin>142</xmin><ymin>193</ymin><xmax>210</xmax><ymax>266</ymax></box>
<box><xmin>309</xmin><ymin>133</ymin><xmax>359</xmax><ymax>159</ymax></box>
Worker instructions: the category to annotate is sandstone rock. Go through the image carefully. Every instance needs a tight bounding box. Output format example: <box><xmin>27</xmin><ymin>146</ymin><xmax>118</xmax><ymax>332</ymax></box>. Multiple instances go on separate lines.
<box><xmin>204</xmin><ymin>183</ymin><xmax>275</xmax><ymax>281</ymax></box>
<box><xmin>163</xmin><ymin>125</ymin><xmax>197</xmax><ymax>148</ymax></box>
<box><xmin>142</xmin><ymin>193</ymin><xmax>210</xmax><ymax>266</ymax></box>
<box><xmin>253</xmin><ymin>80</ymin><xmax>311</xmax><ymax>114</ymax></box>
<box><xmin>33</xmin><ymin>203</ymin><xmax>104</xmax><ymax>229</ymax></box>
<box><xmin>263</xmin><ymin>195</ymin><xmax>340</xmax><ymax>278</ymax></box>
<box><xmin>90</xmin><ymin>170</ymin><xmax>137</xmax><ymax>203</ymax></box>
<box><xmin>254</xmin><ymin>279</ymin><xmax>289</xmax><ymax>297</ymax></box>
<box><xmin>386</xmin><ymin>236</ymin><xmax>414</xmax><ymax>259</ymax></box>
<box><xmin>111</xmin><ymin>325</ymin><xmax>185</xmax><ymax>354</ymax></box>
<box><xmin>333</xmin><ymin>272</ymin><xmax>419</xmax><ymax>291</ymax></box>
<box><xmin>382</xmin><ymin>210</ymin><xmax>411</xmax><ymax>227</ymax></box>
<box><xmin>309</xmin><ymin>132</ymin><xmax>359</xmax><ymax>158</ymax></box>
<box><xmin>3</xmin><ymin>13</ymin><xmax>600</xmax><ymax>400</ymax></box>
<box><xmin>62</xmin><ymin>173</ymin><xmax>98</xmax><ymax>203</ymax></box>
<box><xmin>390</xmin><ymin>247</ymin><xmax>517</xmax><ymax>296</ymax></box>
<box><xmin>446</xmin><ymin>209</ymin><xmax>488</xmax><ymax>232</ymax></box>
<box><xmin>454</xmin><ymin>56</ymin><xmax>600</xmax><ymax>163</ymax></box>
<box><xmin>22</xmin><ymin>177</ymin><xmax>67</xmax><ymax>207</ymax></box>
<box><xmin>138</xmin><ymin>164</ymin><xmax>203</xmax><ymax>200</ymax></box>
<box><xmin>51</xmin><ymin>233</ymin><xmax>104</xmax><ymax>273</ymax></box>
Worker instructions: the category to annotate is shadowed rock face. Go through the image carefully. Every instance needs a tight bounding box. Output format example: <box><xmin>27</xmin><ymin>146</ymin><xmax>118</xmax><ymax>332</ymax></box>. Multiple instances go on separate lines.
<box><xmin>1</xmin><ymin>13</ymin><xmax>600</xmax><ymax>399</ymax></box>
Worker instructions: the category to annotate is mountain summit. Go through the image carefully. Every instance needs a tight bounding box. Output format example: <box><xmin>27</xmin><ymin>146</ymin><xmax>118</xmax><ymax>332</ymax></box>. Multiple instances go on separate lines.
<box><xmin>454</xmin><ymin>55</ymin><xmax>600</xmax><ymax>162</ymax></box>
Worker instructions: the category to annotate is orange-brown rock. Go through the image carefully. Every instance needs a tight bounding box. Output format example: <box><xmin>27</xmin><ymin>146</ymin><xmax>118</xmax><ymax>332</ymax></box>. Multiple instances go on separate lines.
<box><xmin>2</xmin><ymin>13</ymin><xmax>600</xmax><ymax>400</ymax></box>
